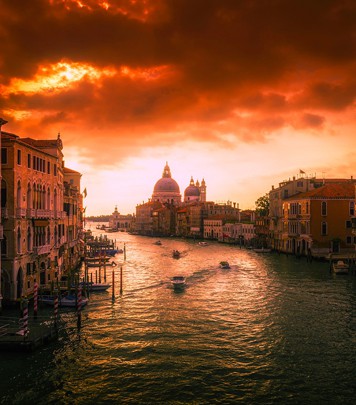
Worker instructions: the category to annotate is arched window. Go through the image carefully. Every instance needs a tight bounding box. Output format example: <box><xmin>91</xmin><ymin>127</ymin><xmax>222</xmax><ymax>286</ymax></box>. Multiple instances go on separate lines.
<box><xmin>17</xmin><ymin>227</ymin><xmax>22</xmax><ymax>254</ymax></box>
<box><xmin>321</xmin><ymin>201</ymin><xmax>327</xmax><ymax>216</ymax></box>
<box><xmin>47</xmin><ymin>226</ymin><xmax>50</xmax><ymax>245</ymax></box>
<box><xmin>1</xmin><ymin>235</ymin><xmax>7</xmax><ymax>256</ymax></box>
<box><xmin>27</xmin><ymin>183</ymin><xmax>31</xmax><ymax>209</ymax></box>
<box><xmin>1</xmin><ymin>179</ymin><xmax>7</xmax><ymax>208</ymax></box>
<box><xmin>17</xmin><ymin>180</ymin><xmax>22</xmax><ymax>208</ymax></box>
<box><xmin>32</xmin><ymin>182</ymin><xmax>36</xmax><ymax>209</ymax></box>
<box><xmin>47</xmin><ymin>187</ymin><xmax>51</xmax><ymax>210</ymax></box>
<box><xmin>54</xmin><ymin>188</ymin><xmax>58</xmax><ymax>212</ymax></box>
<box><xmin>27</xmin><ymin>227</ymin><xmax>32</xmax><ymax>251</ymax></box>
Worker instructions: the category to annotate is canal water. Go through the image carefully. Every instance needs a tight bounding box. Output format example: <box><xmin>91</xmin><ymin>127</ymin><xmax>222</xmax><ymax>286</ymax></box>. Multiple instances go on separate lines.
<box><xmin>1</xmin><ymin>227</ymin><xmax>355</xmax><ymax>404</ymax></box>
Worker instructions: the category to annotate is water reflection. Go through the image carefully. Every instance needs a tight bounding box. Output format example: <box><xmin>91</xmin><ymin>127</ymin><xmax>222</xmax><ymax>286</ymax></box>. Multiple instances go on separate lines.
<box><xmin>1</xmin><ymin>226</ymin><xmax>355</xmax><ymax>404</ymax></box>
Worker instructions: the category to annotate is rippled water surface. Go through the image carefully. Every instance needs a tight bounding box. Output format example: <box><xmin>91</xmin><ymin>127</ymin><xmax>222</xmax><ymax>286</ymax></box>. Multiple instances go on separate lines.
<box><xmin>1</xmin><ymin>228</ymin><xmax>356</xmax><ymax>404</ymax></box>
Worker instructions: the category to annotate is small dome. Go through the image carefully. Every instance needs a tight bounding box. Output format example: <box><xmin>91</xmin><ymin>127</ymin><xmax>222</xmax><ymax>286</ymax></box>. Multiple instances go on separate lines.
<box><xmin>184</xmin><ymin>176</ymin><xmax>200</xmax><ymax>197</ymax></box>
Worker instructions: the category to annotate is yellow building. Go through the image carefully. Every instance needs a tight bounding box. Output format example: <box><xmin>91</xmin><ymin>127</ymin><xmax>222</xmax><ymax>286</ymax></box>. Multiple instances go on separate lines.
<box><xmin>282</xmin><ymin>182</ymin><xmax>356</xmax><ymax>257</ymax></box>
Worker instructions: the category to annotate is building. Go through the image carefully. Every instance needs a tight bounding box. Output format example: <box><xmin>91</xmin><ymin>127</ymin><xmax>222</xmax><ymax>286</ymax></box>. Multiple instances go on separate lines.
<box><xmin>282</xmin><ymin>182</ymin><xmax>356</xmax><ymax>257</ymax></box>
<box><xmin>269</xmin><ymin>175</ymin><xmax>355</xmax><ymax>252</ymax></box>
<box><xmin>109</xmin><ymin>206</ymin><xmax>134</xmax><ymax>231</ymax></box>
<box><xmin>1</xmin><ymin>131</ymin><xmax>83</xmax><ymax>305</ymax></box>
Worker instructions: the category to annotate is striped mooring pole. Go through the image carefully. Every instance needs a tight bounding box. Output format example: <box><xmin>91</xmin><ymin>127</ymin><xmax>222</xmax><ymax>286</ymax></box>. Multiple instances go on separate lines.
<box><xmin>33</xmin><ymin>282</ymin><xmax>38</xmax><ymax>319</ymax></box>
<box><xmin>77</xmin><ymin>285</ymin><xmax>82</xmax><ymax>330</ymax></box>
<box><xmin>54</xmin><ymin>292</ymin><xmax>59</xmax><ymax>329</ymax></box>
<box><xmin>22</xmin><ymin>298</ymin><xmax>29</xmax><ymax>339</ymax></box>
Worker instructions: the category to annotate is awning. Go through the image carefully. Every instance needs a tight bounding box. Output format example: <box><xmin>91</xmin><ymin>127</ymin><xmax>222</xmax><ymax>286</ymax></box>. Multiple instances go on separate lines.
<box><xmin>33</xmin><ymin>219</ymin><xmax>49</xmax><ymax>227</ymax></box>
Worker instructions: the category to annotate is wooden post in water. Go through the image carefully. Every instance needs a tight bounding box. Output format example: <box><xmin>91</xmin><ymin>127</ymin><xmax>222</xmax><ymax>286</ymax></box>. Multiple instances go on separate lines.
<box><xmin>112</xmin><ymin>269</ymin><xmax>115</xmax><ymax>300</ymax></box>
<box><xmin>54</xmin><ymin>291</ymin><xmax>58</xmax><ymax>329</ymax></box>
<box><xmin>95</xmin><ymin>270</ymin><xmax>98</xmax><ymax>284</ymax></box>
<box><xmin>77</xmin><ymin>285</ymin><xmax>82</xmax><ymax>330</ymax></box>
<box><xmin>120</xmin><ymin>266</ymin><xmax>123</xmax><ymax>295</ymax></box>
<box><xmin>104</xmin><ymin>258</ymin><xmax>107</xmax><ymax>282</ymax></box>
<box><xmin>124</xmin><ymin>243</ymin><xmax>126</xmax><ymax>261</ymax></box>
<box><xmin>33</xmin><ymin>282</ymin><xmax>38</xmax><ymax>319</ymax></box>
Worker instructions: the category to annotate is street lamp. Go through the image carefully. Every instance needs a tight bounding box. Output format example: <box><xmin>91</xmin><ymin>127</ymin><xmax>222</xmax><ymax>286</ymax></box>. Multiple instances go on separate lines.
<box><xmin>0</xmin><ymin>118</ymin><xmax>8</xmax><ymax>312</ymax></box>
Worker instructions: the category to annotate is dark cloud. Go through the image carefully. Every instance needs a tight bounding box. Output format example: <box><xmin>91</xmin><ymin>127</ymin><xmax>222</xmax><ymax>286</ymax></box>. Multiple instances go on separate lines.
<box><xmin>1</xmin><ymin>0</ymin><xmax>355</xmax><ymax>152</ymax></box>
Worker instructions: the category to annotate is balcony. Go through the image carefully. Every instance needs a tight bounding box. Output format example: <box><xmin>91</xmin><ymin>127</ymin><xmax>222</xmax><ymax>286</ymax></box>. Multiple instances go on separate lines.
<box><xmin>16</xmin><ymin>207</ymin><xmax>27</xmax><ymax>218</ymax></box>
<box><xmin>1</xmin><ymin>207</ymin><xmax>8</xmax><ymax>219</ymax></box>
<box><xmin>33</xmin><ymin>245</ymin><xmax>51</xmax><ymax>255</ymax></box>
<box><xmin>26</xmin><ymin>208</ymin><xmax>36</xmax><ymax>217</ymax></box>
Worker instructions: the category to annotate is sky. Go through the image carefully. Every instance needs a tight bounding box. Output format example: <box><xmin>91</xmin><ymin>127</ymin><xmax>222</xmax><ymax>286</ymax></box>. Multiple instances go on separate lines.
<box><xmin>1</xmin><ymin>0</ymin><xmax>355</xmax><ymax>216</ymax></box>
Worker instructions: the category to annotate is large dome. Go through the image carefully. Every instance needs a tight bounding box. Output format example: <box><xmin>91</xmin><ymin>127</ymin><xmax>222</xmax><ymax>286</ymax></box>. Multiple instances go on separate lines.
<box><xmin>184</xmin><ymin>185</ymin><xmax>200</xmax><ymax>197</ymax></box>
<box><xmin>154</xmin><ymin>177</ymin><xmax>180</xmax><ymax>193</ymax></box>
<box><xmin>152</xmin><ymin>162</ymin><xmax>181</xmax><ymax>205</ymax></box>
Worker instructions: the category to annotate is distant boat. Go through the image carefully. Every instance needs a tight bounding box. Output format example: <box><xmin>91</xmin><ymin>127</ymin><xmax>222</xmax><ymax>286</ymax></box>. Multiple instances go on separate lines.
<box><xmin>172</xmin><ymin>250</ymin><xmax>181</xmax><ymax>258</ymax></box>
<box><xmin>332</xmin><ymin>260</ymin><xmax>349</xmax><ymax>275</ymax></box>
<box><xmin>80</xmin><ymin>282</ymin><xmax>111</xmax><ymax>292</ymax></box>
<box><xmin>154</xmin><ymin>240</ymin><xmax>162</xmax><ymax>245</ymax></box>
<box><xmin>253</xmin><ymin>248</ymin><xmax>271</xmax><ymax>253</ymax></box>
<box><xmin>219</xmin><ymin>261</ymin><xmax>231</xmax><ymax>269</ymax></box>
<box><xmin>171</xmin><ymin>276</ymin><xmax>186</xmax><ymax>290</ymax></box>
<box><xmin>198</xmin><ymin>241</ymin><xmax>208</xmax><ymax>246</ymax></box>
<box><xmin>40</xmin><ymin>294</ymin><xmax>88</xmax><ymax>308</ymax></box>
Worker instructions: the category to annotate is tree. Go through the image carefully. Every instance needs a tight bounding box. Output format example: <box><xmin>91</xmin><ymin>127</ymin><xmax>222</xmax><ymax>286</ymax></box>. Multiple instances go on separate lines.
<box><xmin>255</xmin><ymin>194</ymin><xmax>269</xmax><ymax>216</ymax></box>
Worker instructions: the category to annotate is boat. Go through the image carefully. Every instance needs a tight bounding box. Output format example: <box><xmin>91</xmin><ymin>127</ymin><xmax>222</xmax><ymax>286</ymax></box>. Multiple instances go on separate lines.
<box><xmin>154</xmin><ymin>240</ymin><xmax>162</xmax><ymax>245</ymax></box>
<box><xmin>79</xmin><ymin>282</ymin><xmax>111</xmax><ymax>291</ymax></box>
<box><xmin>219</xmin><ymin>261</ymin><xmax>231</xmax><ymax>269</ymax></box>
<box><xmin>253</xmin><ymin>248</ymin><xmax>272</xmax><ymax>253</ymax></box>
<box><xmin>198</xmin><ymin>241</ymin><xmax>208</xmax><ymax>246</ymax></box>
<box><xmin>172</xmin><ymin>250</ymin><xmax>181</xmax><ymax>258</ymax></box>
<box><xmin>171</xmin><ymin>276</ymin><xmax>186</xmax><ymax>290</ymax></box>
<box><xmin>332</xmin><ymin>260</ymin><xmax>349</xmax><ymax>275</ymax></box>
<box><xmin>40</xmin><ymin>294</ymin><xmax>89</xmax><ymax>307</ymax></box>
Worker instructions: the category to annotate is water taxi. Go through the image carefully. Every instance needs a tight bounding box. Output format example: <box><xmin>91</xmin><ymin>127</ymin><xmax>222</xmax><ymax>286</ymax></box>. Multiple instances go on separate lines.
<box><xmin>219</xmin><ymin>261</ymin><xmax>231</xmax><ymax>269</ymax></box>
<box><xmin>171</xmin><ymin>276</ymin><xmax>186</xmax><ymax>290</ymax></box>
<box><xmin>332</xmin><ymin>260</ymin><xmax>349</xmax><ymax>275</ymax></box>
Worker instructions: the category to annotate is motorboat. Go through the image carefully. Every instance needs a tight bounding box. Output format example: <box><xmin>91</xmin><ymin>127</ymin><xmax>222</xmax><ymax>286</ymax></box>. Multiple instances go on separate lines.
<box><xmin>198</xmin><ymin>242</ymin><xmax>208</xmax><ymax>246</ymax></box>
<box><xmin>172</xmin><ymin>250</ymin><xmax>181</xmax><ymax>258</ymax></box>
<box><xmin>253</xmin><ymin>248</ymin><xmax>271</xmax><ymax>253</ymax></box>
<box><xmin>40</xmin><ymin>294</ymin><xmax>88</xmax><ymax>307</ymax></box>
<box><xmin>171</xmin><ymin>276</ymin><xmax>186</xmax><ymax>290</ymax></box>
<box><xmin>219</xmin><ymin>261</ymin><xmax>231</xmax><ymax>269</ymax></box>
<box><xmin>332</xmin><ymin>260</ymin><xmax>349</xmax><ymax>275</ymax></box>
<box><xmin>154</xmin><ymin>240</ymin><xmax>162</xmax><ymax>245</ymax></box>
<box><xmin>80</xmin><ymin>282</ymin><xmax>111</xmax><ymax>292</ymax></box>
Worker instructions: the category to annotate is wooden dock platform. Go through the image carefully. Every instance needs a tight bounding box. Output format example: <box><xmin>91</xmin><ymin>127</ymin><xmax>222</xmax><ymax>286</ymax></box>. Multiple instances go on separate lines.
<box><xmin>0</xmin><ymin>315</ymin><xmax>59</xmax><ymax>352</ymax></box>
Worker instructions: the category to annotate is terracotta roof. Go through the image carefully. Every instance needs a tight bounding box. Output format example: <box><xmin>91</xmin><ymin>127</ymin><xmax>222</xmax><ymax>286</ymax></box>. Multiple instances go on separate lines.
<box><xmin>286</xmin><ymin>182</ymin><xmax>355</xmax><ymax>200</ymax></box>
<box><xmin>21</xmin><ymin>138</ymin><xmax>58</xmax><ymax>148</ymax></box>
<box><xmin>64</xmin><ymin>167</ymin><xmax>81</xmax><ymax>174</ymax></box>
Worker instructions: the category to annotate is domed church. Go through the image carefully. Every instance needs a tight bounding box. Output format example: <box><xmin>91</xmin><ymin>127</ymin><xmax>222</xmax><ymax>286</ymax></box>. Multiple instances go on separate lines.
<box><xmin>152</xmin><ymin>162</ymin><xmax>182</xmax><ymax>205</ymax></box>
<box><xmin>152</xmin><ymin>162</ymin><xmax>206</xmax><ymax>205</ymax></box>
<box><xmin>184</xmin><ymin>177</ymin><xmax>206</xmax><ymax>202</ymax></box>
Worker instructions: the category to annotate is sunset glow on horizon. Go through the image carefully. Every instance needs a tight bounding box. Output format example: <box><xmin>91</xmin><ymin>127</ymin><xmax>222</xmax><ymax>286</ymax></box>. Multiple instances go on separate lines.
<box><xmin>1</xmin><ymin>0</ymin><xmax>355</xmax><ymax>216</ymax></box>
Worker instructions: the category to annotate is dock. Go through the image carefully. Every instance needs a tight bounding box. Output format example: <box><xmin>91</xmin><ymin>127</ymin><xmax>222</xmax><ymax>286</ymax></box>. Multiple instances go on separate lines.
<box><xmin>0</xmin><ymin>314</ymin><xmax>59</xmax><ymax>352</ymax></box>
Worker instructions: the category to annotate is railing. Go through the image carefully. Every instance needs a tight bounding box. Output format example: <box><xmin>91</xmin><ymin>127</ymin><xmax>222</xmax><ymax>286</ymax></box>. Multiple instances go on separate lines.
<box><xmin>33</xmin><ymin>245</ymin><xmax>51</xmax><ymax>255</ymax></box>
<box><xmin>1</xmin><ymin>207</ymin><xmax>8</xmax><ymax>219</ymax></box>
<box><xmin>16</xmin><ymin>207</ymin><xmax>27</xmax><ymax>218</ymax></box>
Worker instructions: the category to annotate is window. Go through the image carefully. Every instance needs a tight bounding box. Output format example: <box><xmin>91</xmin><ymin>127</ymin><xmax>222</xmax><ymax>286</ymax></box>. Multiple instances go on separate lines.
<box><xmin>321</xmin><ymin>221</ymin><xmax>327</xmax><ymax>236</ymax></box>
<box><xmin>54</xmin><ymin>164</ymin><xmax>57</xmax><ymax>176</ymax></box>
<box><xmin>17</xmin><ymin>150</ymin><xmax>21</xmax><ymax>165</ymax></box>
<box><xmin>346</xmin><ymin>236</ymin><xmax>352</xmax><ymax>244</ymax></box>
<box><xmin>350</xmin><ymin>202</ymin><xmax>355</xmax><ymax>216</ymax></box>
<box><xmin>47</xmin><ymin>161</ymin><xmax>50</xmax><ymax>174</ymax></box>
<box><xmin>321</xmin><ymin>201</ymin><xmax>327</xmax><ymax>216</ymax></box>
<box><xmin>27</xmin><ymin>153</ymin><xmax>31</xmax><ymax>168</ymax></box>
<box><xmin>1</xmin><ymin>148</ymin><xmax>7</xmax><ymax>164</ymax></box>
<box><xmin>346</xmin><ymin>220</ymin><xmax>352</xmax><ymax>228</ymax></box>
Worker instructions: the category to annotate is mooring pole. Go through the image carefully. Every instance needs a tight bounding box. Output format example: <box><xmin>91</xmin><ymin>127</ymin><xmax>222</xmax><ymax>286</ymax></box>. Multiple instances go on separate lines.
<box><xmin>112</xmin><ymin>269</ymin><xmax>115</xmax><ymax>300</ymax></box>
<box><xmin>120</xmin><ymin>266</ymin><xmax>123</xmax><ymax>295</ymax></box>
<box><xmin>33</xmin><ymin>282</ymin><xmax>38</xmax><ymax>319</ymax></box>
